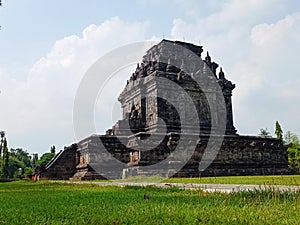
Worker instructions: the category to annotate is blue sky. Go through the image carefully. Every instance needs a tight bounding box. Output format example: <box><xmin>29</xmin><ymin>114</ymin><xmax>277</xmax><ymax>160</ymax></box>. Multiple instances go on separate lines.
<box><xmin>1</xmin><ymin>0</ymin><xmax>300</xmax><ymax>154</ymax></box>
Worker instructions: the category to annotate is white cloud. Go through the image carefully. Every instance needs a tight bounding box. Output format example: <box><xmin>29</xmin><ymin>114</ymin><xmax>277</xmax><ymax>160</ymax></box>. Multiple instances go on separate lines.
<box><xmin>171</xmin><ymin>0</ymin><xmax>281</xmax><ymax>38</ymax></box>
<box><xmin>171</xmin><ymin>0</ymin><xmax>289</xmax><ymax>68</ymax></box>
<box><xmin>233</xmin><ymin>13</ymin><xmax>300</xmax><ymax>135</ymax></box>
<box><xmin>1</xmin><ymin>1</ymin><xmax>300</xmax><ymax>155</ymax></box>
<box><xmin>0</xmin><ymin>17</ymin><xmax>149</xmax><ymax>154</ymax></box>
<box><xmin>171</xmin><ymin>1</ymin><xmax>300</xmax><ymax>136</ymax></box>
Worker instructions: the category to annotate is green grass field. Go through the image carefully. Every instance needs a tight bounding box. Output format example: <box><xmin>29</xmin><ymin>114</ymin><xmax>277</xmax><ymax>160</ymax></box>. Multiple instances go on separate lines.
<box><xmin>0</xmin><ymin>181</ymin><xmax>299</xmax><ymax>224</ymax></box>
<box><xmin>116</xmin><ymin>174</ymin><xmax>300</xmax><ymax>186</ymax></box>
<box><xmin>165</xmin><ymin>175</ymin><xmax>300</xmax><ymax>186</ymax></box>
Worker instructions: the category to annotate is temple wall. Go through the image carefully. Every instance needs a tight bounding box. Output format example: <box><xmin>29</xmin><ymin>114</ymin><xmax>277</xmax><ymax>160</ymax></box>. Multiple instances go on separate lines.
<box><xmin>70</xmin><ymin>133</ymin><xmax>292</xmax><ymax>179</ymax></box>
<box><xmin>39</xmin><ymin>144</ymin><xmax>77</xmax><ymax>180</ymax></box>
<box><xmin>120</xmin><ymin>134</ymin><xmax>291</xmax><ymax>178</ymax></box>
<box><xmin>38</xmin><ymin>133</ymin><xmax>292</xmax><ymax>180</ymax></box>
<box><xmin>178</xmin><ymin>135</ymin><xmax>292</xmax><ymax>177</ymax></box>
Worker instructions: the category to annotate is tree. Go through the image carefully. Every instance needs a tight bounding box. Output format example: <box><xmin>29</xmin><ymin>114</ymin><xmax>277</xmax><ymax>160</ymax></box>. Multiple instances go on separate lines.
<box><xmin>37</xmin><ymin>153</ymin><xmax>55</xmax><ymax>167</ymax></box>
<box><xmin>7</xmin><ymin>148</ymin><xmax>34</xmax><ymax>178</ymax></box>
<box><xmin>0</xmin><ymin>132</ymin><xmax>37</xmax><ymax>178</ymax></box>
<box><xmin>284</xmin><ymin>131</ymin><xmax>300</xmax><ymax>173</ymax></box>
<box><xmin>24</xmin><ymin>167</ymin><xmax>34</xmax><ymax>178</ymax></box>
<box><xmin>7</xmin><ymin>156</ymin><xmax>25</xmax><ymax>178</ymax></box>
<box><xmin>37</xmin><ymin>146</ymin><xmax>56</xmax><ymax>166</ymax></box>
<box><xmin>10</xmin><ymin>148</ymin><xmax>31</xmax><ymax>167</ymax></box>
<box><xmin>0</xmin><ymin>131</ymin><xmax>5</xmax><ymax>156</ymax></box>
<box><xmin>1</xmin><ymin>138</ymin><xmax>9</xmax><ymax>178</ymax></box>
<box><xmin>275</xmin><ymin>121</ymin><xmax>283</xmax><ymax>141</ymax></box>
<box><xmin>259</xmin><ymin>128</ymin><xmax>271</xmax><ymax>138</ymax></box>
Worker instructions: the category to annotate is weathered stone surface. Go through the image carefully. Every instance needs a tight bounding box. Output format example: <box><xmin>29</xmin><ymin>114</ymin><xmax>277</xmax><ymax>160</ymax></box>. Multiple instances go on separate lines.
<box><xmin>181</xmin><ymin>135</ymin><xmax>291</xmax><ymax>177</ymax></box>
<box><xmin>38</xmin><ymin>40</ymin><xmax>293</xmax><ymax>180</ymax></box>
<box><xmin>117</xmin><ymin>40</ymin><xmax>236</xmax><ymax>135</ymax></box>
<box><xmin>38</xmin><ymin>144</ymin><xmax>77</xmax><ymax>180</ymax></box>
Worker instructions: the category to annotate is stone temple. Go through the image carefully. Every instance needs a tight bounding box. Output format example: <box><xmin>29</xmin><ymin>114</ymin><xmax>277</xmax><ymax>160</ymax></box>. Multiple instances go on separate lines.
<box><xmin>38</xmin><ymin>40</ymin><xmax>292</xmax><ymax>180</ymax></box>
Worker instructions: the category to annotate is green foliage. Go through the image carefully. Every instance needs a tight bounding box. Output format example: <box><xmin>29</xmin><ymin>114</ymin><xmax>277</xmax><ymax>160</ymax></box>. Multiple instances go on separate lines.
<box><xmin>259</xmin><ymin>128</ymin><xmax>271</xmax><ymax>138</ymax></box>
<box><xmin>24</xmin><ymin>167</ymin><xmax>34</xmax><ymax>178</ymax></box>
<box><xmin>0</xmin><ymin>181</ymin><xmax>299</xmax><ymax>224</ymax></box>
<box><xmin>37</xmin><ymin>152</ymin><xmax>55</xmax><ymax>166</ymax></box>
<box><xmin>284</xmin><ymin>131</ymin><xmax>300</xmax><ymax>172</ymax></box>
<box><xmin>0</xmin><ymin>133</ymin><xmax>57</xmax><ymax>177</ymax></box>
<box><xmin>275</xmin><ymin>121</ymin><xmax>283</xmax><ymax>140</ymax></box>
<box><xmin>1</xmin><ymin>138</ymin><xmax>9</xmax><ymax>178</ymax></box>
<box><xmin>7</xmin><ymin>156</ymin><xmax>25</xmax><ymax>178</ymax></box>
<box><xmin>36</xmin><ymin>146</ymin><xmax>56</xmax><ymax>167</ymax></box>
<box><xmin>9</xmin><ymin>148</ymin><xmax>32</xmax><ymax>167</ymax></box>
<box><xmin>287</xmin><ymin>147</ymin><xmax>300</xmax><ymax>172</ymax></box>
<box><xmin>0</xmin><ymin>155</ymin><xmax>34</xmax><ymax>178</ymax></box>
<box><xmin>1</xmin><ymin>146</ymin><xmax>35</xmax><ymax>178</ymax></box>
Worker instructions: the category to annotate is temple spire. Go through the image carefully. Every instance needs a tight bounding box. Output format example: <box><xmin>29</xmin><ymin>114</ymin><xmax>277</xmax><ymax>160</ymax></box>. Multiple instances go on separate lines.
<box><xmin>219</xmin><ymin>67</ymin><xmax>225</xmax><ymax>80</ymax></box>
<box><xmin>205</xmin><ymin>51</ymin><xmax>211</xmax><ymax>63</ymax></box>
<box><xmin>204</xmin><ymin>51</ymin><xmax>212</xmax><ymax>68</ymax></box>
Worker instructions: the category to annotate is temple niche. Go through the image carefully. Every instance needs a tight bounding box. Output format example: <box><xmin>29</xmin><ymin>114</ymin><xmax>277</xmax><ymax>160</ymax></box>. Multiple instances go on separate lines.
<box><xmin>38</xmin><ymin>40</ymin><xmax>292</xmax><ymax>180</ymax></box>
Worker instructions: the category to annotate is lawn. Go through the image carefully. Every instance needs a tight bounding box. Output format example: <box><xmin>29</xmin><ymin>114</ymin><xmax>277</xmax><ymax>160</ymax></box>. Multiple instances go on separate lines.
<box><xmin>0</xmin><ymin>181</ymin><xmax>299</xmax><ymax>224</ymax></box>
<box><xmin>116</xmin><ymin>174</ymin><xmax>300</xmax><ymax>186</ymax></box>
<box><xmin>165</xmin><ymin>175</ymin><xmax>300</xmax><ymax>186</ymax></box>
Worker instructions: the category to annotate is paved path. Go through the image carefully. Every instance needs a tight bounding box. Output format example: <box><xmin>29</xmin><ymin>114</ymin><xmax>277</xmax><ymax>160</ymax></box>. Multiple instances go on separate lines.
<box><xmin>68</xmin><ymin>181</ymin><xmax>300</xmax><ymax>193</ymax></box>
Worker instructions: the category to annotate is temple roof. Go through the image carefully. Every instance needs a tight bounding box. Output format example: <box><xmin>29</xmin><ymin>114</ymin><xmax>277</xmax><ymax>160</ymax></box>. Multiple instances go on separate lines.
<box><xmin>125</xmin><ymin>39</ymin><xmax>233</xmax><ymax>88</ymax></box>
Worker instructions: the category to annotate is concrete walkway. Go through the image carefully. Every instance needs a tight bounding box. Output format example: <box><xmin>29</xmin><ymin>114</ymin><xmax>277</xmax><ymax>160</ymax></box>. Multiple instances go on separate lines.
<box><xmin>68</xmin><ymin>181</ymin><xmax>300</xmax><ymax>193</ymax></box>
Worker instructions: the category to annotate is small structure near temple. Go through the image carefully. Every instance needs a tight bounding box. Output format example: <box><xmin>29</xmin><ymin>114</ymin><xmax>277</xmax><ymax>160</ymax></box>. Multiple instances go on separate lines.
<box><xmin>38</xmin><ymin>40</ymin><xmax>292</xmax><ymax>180</ymax></box>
